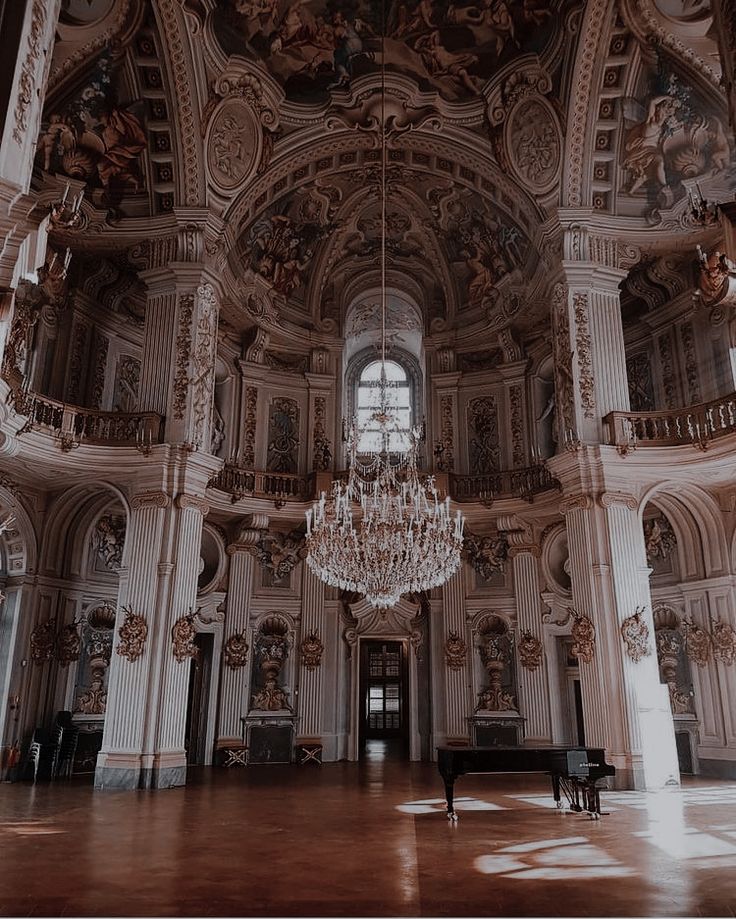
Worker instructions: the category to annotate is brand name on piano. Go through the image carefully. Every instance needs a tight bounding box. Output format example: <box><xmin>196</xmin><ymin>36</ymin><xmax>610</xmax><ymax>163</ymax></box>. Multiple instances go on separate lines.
<box><xmin>579</xmin><ymin>762</ymin><xmax>600</xmax><ymax>768</ymax></box>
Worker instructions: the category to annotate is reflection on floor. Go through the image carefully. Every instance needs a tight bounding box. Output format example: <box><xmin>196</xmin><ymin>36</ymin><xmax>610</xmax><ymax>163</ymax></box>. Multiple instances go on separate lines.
<box><xmin>1</xmin><ymin>760</ymin><xmax>736</xmax><ymax>917</ymax></box>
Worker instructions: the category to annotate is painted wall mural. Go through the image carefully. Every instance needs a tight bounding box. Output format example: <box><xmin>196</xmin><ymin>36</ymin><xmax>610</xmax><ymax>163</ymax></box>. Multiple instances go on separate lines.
<box><xmin>213</xmin><ymin>0</ymin><xmax>561</xmax><ymax>103</ymax></box>
<box><xmin>621</xmin><ymin>64</ymin><xmax>731</xmax><ymax>216</ymax></box>
<box><xmin>36</xmin><ymin>52</ymin><xmax>146</xmax><ymax>207</ymax></box>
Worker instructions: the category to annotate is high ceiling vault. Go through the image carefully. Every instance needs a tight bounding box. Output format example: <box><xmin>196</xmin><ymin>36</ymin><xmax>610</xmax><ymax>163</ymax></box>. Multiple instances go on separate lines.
<box><xmin>31</xmin><ymin>0</ymin><xmax>736</xmax><ymax>349</ymax></box>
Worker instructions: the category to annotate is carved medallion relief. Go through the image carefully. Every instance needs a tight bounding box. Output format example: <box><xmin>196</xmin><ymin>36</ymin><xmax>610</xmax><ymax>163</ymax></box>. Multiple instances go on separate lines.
<box><xmin>206</xmin><ymin>97</ymin><xmax>262</xmax><ymax>192</ymax></box>
<box><xmin>504</xmin><ymin>96</ymin><xmax>561</xmax><ymax>195</ymax></box>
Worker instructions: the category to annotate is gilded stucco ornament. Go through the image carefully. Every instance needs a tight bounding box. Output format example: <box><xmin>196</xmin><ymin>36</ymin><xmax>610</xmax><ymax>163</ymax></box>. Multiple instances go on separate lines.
<box><xmin>224</xmin><ymin>631</ymin><xmax>249</xmax><ymax>669</ymax></box>
<box><xmin>300</xmin><ymin>631</ymin><xmax>324</xmax><ymax>670</ymax></box>
<box><xmin>711</xmin><ymin>618</ymin><xmax>736</xmax><ymax>666</ymax></box>
<box><xmin>682</xmin><ymin>617</ymin><xmax>711</xmax><ymax>667</ymax></box>
<box><xmin>620</xmin><ymin>607</ymin><xmax>652</xmax><ymax>663</ymax></box>
<box><xmin>172</xmin><ymin>614</ymin><xmax>198</xmax><ymax>663</ymax></box>
<box><xmin>116</xmin><ymin>607</ymin><xmax>148</xmax><ymax>662</ymax></box>
<box><xmin>30</xmin><ymin>617</ymin><xmax>57</xmax><ymax>663</ymax></box>
<box><xmin>518</xmin><ymin>630</ymin><xmax>544</xmax><ymax>671</ymax></box>
<box><xmin>444</xmin><ymin>630</ymin><xmax>467</xmax><ymax>669</ymax></box>
<box><xmin>57</xmin><ymin>622</ymin><xmax>81</xmax><ymax>666</ymax></box>
<box><xmin>570</xmin><ymin>609</ymin><xmax>596</xmax><ymax>664</ymax></box>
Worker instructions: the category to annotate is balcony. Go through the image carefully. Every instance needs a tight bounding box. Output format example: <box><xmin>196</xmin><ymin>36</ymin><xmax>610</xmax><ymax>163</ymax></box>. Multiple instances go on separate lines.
<box><xmin>604</xmin><ymin>392</ymin><xmax>736</xmax><ymax>454</ymax></box>
<box><xmin>207</xmin><ymin>465</ymin><xmax>315</xmax><ymax>504</ymax></box>
<box><xmin>208</xmin><ymin>461</ymin><xmax>560</xmax><ymax>505</ymax></box>
<box><xmin>11</xmin><ymin>390</ymin><xmax>163</xmax><ymax>451</ymax></box>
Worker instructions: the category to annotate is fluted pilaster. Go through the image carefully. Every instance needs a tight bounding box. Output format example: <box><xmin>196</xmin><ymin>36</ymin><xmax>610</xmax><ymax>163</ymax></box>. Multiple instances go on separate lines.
<box><xmin>218</xmin><ymin>539</ymin><xmax>257</xmax><ymax>745</ymax></box>
<box><xmin>510</xmin><ymin>549</ymin><xmax>552</xmax><ymax>743</ymax></box>
<box><xmin>139</xmin><ymin>290</ymin><xmax>177</xmax><ymax>416</ymax></box>
<box><xmin>441</xmin><ymin>566</ymin><xmax>469</xmax><ymax>740</ymax></box>
<box><xmin>299</xmin><ymin>566</ymin><xmax>326</xmax><ymax>738</ymax></box>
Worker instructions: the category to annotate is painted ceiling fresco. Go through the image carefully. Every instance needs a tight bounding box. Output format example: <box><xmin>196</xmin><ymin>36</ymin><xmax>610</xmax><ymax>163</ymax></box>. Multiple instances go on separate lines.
<box><xmin>213</xmin><ymin>0</ymin><xmax>560</xmax><ymax>102</ymax></box>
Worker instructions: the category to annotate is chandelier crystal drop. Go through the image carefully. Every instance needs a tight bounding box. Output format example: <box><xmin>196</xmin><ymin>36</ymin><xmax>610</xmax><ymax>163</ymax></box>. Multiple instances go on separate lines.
<box><xmin>304</xmin><ymin>4</ymin><xmax>465</xmax><ymax>608</ymax></box>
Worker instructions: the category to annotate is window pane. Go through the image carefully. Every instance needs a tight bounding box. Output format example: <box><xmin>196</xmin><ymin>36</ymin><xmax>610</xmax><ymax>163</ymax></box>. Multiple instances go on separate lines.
<box><xmin>360</xmin><ymin>360</ymin><xmax>407</xmax><ymax>383</ymax></box>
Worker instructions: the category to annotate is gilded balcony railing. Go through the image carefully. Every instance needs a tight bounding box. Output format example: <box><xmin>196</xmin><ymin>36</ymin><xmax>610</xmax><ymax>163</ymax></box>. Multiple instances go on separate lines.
<box><xmin>450</xmin><ymin>463</ymin><xmax>560</xmax><ymax>503</ymax></box>
<box><xmin>604</xmin><ymin>392</ymin><xmax>736</xmax><ymax>454</ymax></box>
<box><xmin>12</xmin><ymin>390</ymin><xmax>163</xmax><ymax>451</ymax></box>
<box><xmin>208</xmin><ymin>464</ymin><xmax>315</xmax><ymax>504</ymax></box>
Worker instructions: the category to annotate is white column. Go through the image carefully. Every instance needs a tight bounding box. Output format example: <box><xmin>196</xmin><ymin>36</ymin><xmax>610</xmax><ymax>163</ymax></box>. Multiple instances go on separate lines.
<box><xmin>298</xmin><ymin>566</ymin><xmax>326</xmax><ymax>739</ymax></box>
<box><xmin>560</xmin><ymin>489</ymin><xmax>679</xmax><ymax>789</ymax></box>
<box><xmin>440</xmin><ymin>564</ymin><xmax>470</xmax><ymax>741</ymax></box>
<box><xmin>96</xmin><ymin>491</ymin><xmax>170</xmax><ymax>789</ymax></box>
<box><xmin>217</xmin><ymin>522</ymin><xmax>262</xmax><ymax>747</ymax></box>
<box><xmin>509</xmin><ymin>548</ymin><xmax>553</xmax><ymax>743</ymax></box>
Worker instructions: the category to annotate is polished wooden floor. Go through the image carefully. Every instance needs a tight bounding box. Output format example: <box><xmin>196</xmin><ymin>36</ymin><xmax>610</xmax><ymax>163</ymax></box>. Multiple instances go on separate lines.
<box><xmin>2</xmin><ymin>741</ymin><xmax>736</xmax><ymax>917</ymax></box>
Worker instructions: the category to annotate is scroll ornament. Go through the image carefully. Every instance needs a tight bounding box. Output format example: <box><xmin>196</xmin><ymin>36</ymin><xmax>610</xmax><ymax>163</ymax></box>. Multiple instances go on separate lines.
<box><xmin>518</xmin><ymin>630</ymin><xmax>544</xmax><ymax>671</ymax></box>
<box><xmin>620</xmin><ymin>607</ymin><xmax>652</xmax><ymax>663</ymax></box>
<box><xmin>116</xmin><ymin>606</ymin><xmax>148</xmax><ymax>662</ymax></box>
<box><xmin>300</xmin><ymin>630</ymin><xmax>324</xmax><ymax>670</ymax></box>
<box><xmin>570</xmin><ymin>609</ymin><xmax>595</xmax><ymax>664</ymax></box>
<box><xmin>172</xmin><ymin>614</ymin><xmax>198</xmax><ymax>663</ymax></box>
<box><xmin>223</xmin><ymin>631</ymin><xmax>249</xmax><ymax>669</ymax></box>
<box><xmin>445</xmin><ymin>630</ymin><xmax>467</xmax><ymax>669</ymax></box>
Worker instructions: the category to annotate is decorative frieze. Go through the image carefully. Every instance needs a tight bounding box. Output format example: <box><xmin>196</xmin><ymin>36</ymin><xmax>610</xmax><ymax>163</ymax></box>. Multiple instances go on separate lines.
<box><xmin>444</xmin><ymin>630</ymin><xmax>467</xmax><ymax>669</ymax></box>
<box><xmin>224</xmin><ymin>631</ymin><xmax>249</xmax><ymax>669</ymax></box>
<box><xmin>300</xmin><ymin>631</ymin><xmax>324</xmax><ymax>670</ymax></box>
<box><xmin>518</xmin><ymin>630</ymin><xmax>544</xmax><ymax>671</ymax></box>
<box><xmin>116</xmin><ymin>607</ymin><xmax>148</xmax><ymax>662</ymax></box>
<box><xmin>570</xmin><ymin>609</ymin><xmax>595</xmax><ymax>664</ymax></box>
<box><xmin>620</xmin><ymin>608</ymin><xmax>652</xmax><ymax>663</ymax></box>
<box><xmin>573</xmin><ymin>292</ymin><xmax>595</xmax><ymax>418</ymax></box>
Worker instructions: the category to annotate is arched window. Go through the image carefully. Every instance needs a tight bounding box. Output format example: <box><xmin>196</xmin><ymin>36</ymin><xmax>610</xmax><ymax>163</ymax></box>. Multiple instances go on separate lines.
<box><xmin>356</xmin><ymin>359</ymin><xmax>412</xmax><ymax>453</ymax></box>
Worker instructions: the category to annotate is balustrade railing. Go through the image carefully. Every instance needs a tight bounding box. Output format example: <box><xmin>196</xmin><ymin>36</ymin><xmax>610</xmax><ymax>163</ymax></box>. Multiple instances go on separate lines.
<box><xmin>208</xmin><ymin>464</ymin><xmax>315</xmax><ymax>503</ymax></box>
<box><xmin>12</xmin><ymin>390</ymin><xmax>163</xmax><ymax>451</ymax></box>
<box><xmin>450</xmin><ymin>463</ymin><xmax>560</xmax><ymax>503</ymax></box>
<box><xmin>604</xmin><ymin>392</ymin><xmax>736</xmax><ymax>453</ymax></box>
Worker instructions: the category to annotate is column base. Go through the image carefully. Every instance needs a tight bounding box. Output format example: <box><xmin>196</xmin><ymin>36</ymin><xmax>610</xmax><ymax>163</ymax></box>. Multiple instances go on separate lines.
<box><xmin>94</xmin><ymin>751</ymin><xmax>187</xmax><ymax>790</ymax></box>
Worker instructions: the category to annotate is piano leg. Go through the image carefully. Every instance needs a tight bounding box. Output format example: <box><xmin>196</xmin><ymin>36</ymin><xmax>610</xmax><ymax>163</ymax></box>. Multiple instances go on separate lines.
<box><xmin>551</xmin><ymin>773</ymin><xmax>562</xmax><ymax>809</ymax></box>
<box><xmin>444</xmin><ymin>777</ymin><xmax>459</xmax><ymax>821</ymax></box>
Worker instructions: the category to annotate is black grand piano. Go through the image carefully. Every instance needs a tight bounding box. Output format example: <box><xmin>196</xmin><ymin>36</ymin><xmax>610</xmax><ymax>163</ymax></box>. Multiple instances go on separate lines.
<box><xmin>437</xmin><ymin>745</ymin><xmax>615</xmax><ymax>820</ymax></box>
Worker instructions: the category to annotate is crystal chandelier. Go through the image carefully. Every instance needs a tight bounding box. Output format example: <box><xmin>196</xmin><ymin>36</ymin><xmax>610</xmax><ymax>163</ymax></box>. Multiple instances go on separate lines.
<box><xmin>304</xmin><ymin>20</ymin><xmax>465</xmax><ymax>609</ymax></box>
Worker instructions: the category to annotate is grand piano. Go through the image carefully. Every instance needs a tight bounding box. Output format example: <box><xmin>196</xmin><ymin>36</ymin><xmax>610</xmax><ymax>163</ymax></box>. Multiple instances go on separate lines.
<box><xmin>437</xmin><ymin>745</ymin><xmax>615</xmax><ymax>820</ymax></box>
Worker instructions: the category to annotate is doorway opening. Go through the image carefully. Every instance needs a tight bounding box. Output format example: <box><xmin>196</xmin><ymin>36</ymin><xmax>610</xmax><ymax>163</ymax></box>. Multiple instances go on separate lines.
<box><xmin>559</xmin><ymin>637</ymin><xmax>586</xmax><ymax>746</ymax></box>
<box><xmin>359</xmin><ymin>640</ymin><xmax>409</xmax><ymax>759</ymax></box>
<box><xmin>185</xmin><ymin>633</ymin><xmax>214</xmax><ymax>765</ymax></box>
